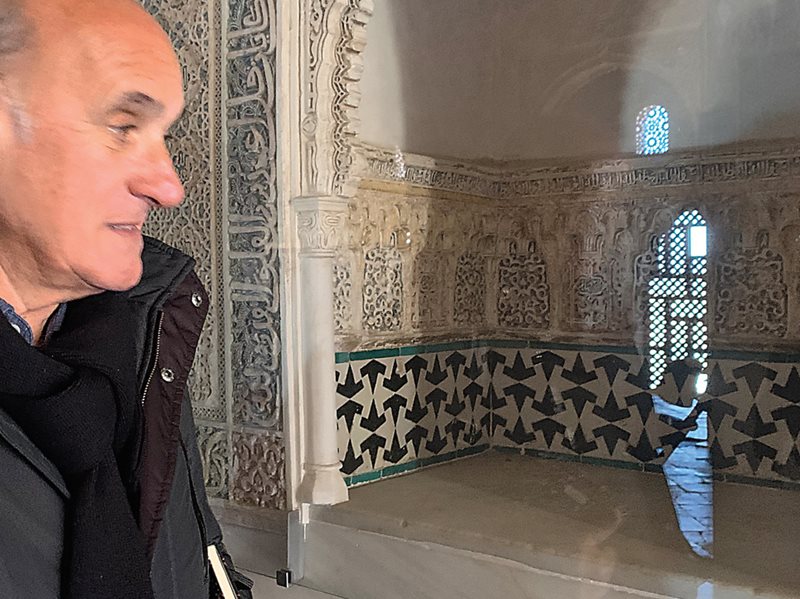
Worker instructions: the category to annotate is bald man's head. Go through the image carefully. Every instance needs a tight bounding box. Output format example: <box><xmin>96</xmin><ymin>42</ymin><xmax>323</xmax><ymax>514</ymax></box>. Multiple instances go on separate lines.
<box><xmin>0</xmin><ymin>0</ymin><xmax>186</xmax><ymax>304</ymax></box>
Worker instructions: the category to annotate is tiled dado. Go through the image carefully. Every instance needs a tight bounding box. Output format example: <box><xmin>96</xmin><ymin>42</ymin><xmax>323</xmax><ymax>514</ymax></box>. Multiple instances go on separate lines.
<box><xmin>336</xmin><ymin>341</ymin><xmax>800</xmax><ymax>487</ymax></box>
<box><xmin>335</xmin><ymin>343</ymin><xmax>492</xmax><ymax>484</ymax></box>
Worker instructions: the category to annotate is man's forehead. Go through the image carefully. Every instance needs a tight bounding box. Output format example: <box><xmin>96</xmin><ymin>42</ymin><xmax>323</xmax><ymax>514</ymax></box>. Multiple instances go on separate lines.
<box><xmin>27</xmin><ymin>0</ymin><xmax>152</xmax><ymax>31</ymax></box>
<box><xmin>23</xmin><ymin>0</ymin><xmax>184</xmax><ymax>117</ymax></box>
<box><xmin>26</xmin><ymin>0</ymin><xmax>178</xmax><ymax>68</ymax></box>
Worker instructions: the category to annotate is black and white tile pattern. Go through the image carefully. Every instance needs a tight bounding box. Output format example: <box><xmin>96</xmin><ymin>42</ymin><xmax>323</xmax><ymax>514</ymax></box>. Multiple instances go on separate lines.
<box><xmin>336</xmin><ymin>348</ymin><xmax>489</xmax><ymax>477</ymax></box>
<box><xmin>337</xmin><ymin>344</ymin><xmax>800</xmax><ymax>485</ymax></box>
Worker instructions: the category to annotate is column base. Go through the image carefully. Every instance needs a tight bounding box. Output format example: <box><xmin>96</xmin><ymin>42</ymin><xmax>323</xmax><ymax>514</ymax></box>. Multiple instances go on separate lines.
<box><xmin>297</xmin><ymin>463</ymin><xmax>349</xmax><ymax>505</ymax></box>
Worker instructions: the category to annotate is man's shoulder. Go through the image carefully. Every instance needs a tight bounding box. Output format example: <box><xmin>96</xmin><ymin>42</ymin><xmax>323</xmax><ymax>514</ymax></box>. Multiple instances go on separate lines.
<box><xmin>0</xmin><ymin>408</ymin><xmax>69</xmax><ymax>498</ymax></box>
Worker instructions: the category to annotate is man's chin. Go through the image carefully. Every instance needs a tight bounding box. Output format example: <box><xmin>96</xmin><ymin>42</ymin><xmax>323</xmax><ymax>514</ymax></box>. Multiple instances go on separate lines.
<box><xmin>83</xmin><ymin>260</ymin><xmax>144</xmax><ymax>293</ymax></box>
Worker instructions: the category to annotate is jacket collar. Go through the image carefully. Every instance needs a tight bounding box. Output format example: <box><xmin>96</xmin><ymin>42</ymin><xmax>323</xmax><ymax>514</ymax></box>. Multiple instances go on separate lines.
<box><xmin>128</xmin><ymin>236</ymin><xmax>196</xmax><ymax>313</ymax></box>
<box><xmin>128</xmin><ymin>237</ymin><xmax>197</xmax><ymax>382</ymax></box>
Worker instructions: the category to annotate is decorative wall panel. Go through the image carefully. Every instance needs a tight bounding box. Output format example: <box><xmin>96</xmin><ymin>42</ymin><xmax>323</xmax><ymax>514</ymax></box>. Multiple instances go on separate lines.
<box><xmin>334</xmin><ymin>259</ymin><xmax>353</xmax><ymax>333</ymax></box>
<box><xmin>141</xmin><ymin>0</ymin><xmax>222</xmax><ymax>422</ymax></box>
<box><xmin>141</xmin><ymin>0</ymin><xmax>283</xmax><ymax>505</ymax></box>
<box><xmin>339</xmin><ymin>144</ymin><xmax>800</xmax><ymax>352</ymax></box>
<box><xmin>454</xmin><ymin>253</ymin><xmax>486</xmax><ymax>327</ymax></box>
<box><xmin>232</xmin><ymin>430</ymin><xmax>286</xmax><ymax>510</ymax></box>
<box><xmin>412</xmin><ymin>253</ymin><xmax>448</xmax><ymax>329</ymax></box>
<box><xmin>491</xmin><ymin>347</ymin><xmax>800</xmax><ymax>484</ymax></box>
<box><xmin>496</xmin><ymin>249</ymin><xmax>550</xmax><ymax>329</ymax></box>
<box><xmin>362</xmin><ymin>247</ymin><xmax>403</xmax><ymax>332</ymax></box>
<box><xmin>716</xmin><ymin>241</ymin><xmax>788</xmax><ymax>338</ymax></box>
<box><xmin>337</xmin><ymin>342</ymin><xmax>800</xmax><ymax>487</ymax></box>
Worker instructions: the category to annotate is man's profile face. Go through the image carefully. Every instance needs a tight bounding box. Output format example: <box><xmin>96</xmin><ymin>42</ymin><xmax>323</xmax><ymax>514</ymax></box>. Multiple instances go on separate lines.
<box><xmin>0</xmin><ymin>1</ymin><xmax>185</xmax><ymax>297</ymax></box>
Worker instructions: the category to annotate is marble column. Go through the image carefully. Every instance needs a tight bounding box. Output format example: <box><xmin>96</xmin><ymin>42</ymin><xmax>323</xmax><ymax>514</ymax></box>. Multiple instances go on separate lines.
<box><xmin>293</xmin><ymin>197</ymin><xmax>349</xmax><ymax>505</ymax></box>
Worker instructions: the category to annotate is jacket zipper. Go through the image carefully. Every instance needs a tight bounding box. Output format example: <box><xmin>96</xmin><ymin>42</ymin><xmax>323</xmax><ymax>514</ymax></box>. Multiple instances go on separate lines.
<box><xmin>140</xmin><ymin>312</ymin><xmax>165</xmax><ymax>407</ymax></box>
<box><xmin>134</xmin><ymin>312</ymin><xmax>165</xmax><ymax>482</ymax></box>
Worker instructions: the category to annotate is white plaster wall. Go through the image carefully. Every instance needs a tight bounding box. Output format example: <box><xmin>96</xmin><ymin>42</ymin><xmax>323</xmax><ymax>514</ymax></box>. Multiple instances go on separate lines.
<box><xmin>359</xmin><ymin>0</ymin><xmax>493</xmax><ymax>159</ymax></box>
<box><xmin>360</xmin><ymin>0</ymin><xmax>800</xmax><ymax>160</ymax></box>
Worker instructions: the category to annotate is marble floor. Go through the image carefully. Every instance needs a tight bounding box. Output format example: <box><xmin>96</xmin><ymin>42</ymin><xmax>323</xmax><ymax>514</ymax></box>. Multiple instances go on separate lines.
<box><xmin>247</xmin><ymin>571</ymin><xmax>341</xmax><ymax>599</ymax></box>
<box><xmin>310</xmin><ymin>450</ymin><xmax>800</xmax><ymax>598</ymax></box>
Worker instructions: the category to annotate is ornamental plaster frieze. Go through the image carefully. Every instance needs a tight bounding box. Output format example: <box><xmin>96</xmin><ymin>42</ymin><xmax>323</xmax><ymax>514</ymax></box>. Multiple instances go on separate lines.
<box><xmin>337</xmin><ymin>180</ymin><xmax>800</xmax><ymax>351</ymax></box>
<box><xmin>355</xmin><ymin>141</ymin><xmax>800</xmax><ymax>201</ymax></box>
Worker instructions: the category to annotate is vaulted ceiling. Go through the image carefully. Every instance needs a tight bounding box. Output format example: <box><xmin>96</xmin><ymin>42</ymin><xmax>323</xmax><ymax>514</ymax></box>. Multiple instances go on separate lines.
<box><xmin>359</xmin><ymin>0</ymin><xmax>800</xmax><ymax>161</ymax></box>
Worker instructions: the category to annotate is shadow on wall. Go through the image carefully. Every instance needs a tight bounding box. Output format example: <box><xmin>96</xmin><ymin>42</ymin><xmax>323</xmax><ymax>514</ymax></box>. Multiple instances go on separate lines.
<box><xmin>376</xmin><ymin>0</ymin><xmax>654</xmax><ymax>160</ymax></box>
<box><xmin>361</xmin><ymin>0</ymin><xmax>800</xmax><ymax>161</ymax></box>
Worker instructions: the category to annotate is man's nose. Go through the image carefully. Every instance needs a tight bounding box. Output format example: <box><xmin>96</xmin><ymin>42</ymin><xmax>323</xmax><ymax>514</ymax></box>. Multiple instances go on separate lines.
<box><xmin>129</xmin><ymin>143</ymin><xmax>185</xmax><ymax>208</ymax></box>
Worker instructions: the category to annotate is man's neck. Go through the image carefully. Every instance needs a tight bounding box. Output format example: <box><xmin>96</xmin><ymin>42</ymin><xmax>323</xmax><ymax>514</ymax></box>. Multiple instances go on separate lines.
<box><xmin>0</xmin><ymin>267</ymin><xmax>60</xmax><ymax>345</ymax></box>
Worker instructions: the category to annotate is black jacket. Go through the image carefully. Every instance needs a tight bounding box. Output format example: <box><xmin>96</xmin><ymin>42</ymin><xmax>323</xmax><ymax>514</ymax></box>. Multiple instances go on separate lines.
<box><xmin>0</xmin><ymin>238</ymin><xmax>222</xmax><ymax>598</ymax></box>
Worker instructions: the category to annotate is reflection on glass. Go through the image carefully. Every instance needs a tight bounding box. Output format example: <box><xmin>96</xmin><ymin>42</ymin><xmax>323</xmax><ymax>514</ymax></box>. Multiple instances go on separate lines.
<box><xmin>658</xmin><ymin>401</ymin><xmax>714</xmax><ymax>559</ymax></box>
<box><xmin>647</xmin><ymin>211</ymin><xmax>714</xmax><ymax>559</ymax></box>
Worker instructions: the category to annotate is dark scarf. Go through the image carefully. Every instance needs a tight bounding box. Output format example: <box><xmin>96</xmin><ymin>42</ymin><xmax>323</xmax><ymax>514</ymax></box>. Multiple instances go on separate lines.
<box><xmin>0</xmin><ymin>293</ymin><xmax>154</xmax><ymax>599</ymax></box>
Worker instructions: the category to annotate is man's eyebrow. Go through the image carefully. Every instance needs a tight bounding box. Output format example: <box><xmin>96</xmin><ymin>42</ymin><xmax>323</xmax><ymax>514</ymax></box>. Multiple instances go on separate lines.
<box><xmin>107</xmin><ymin>92</ymin><xmax>165</xmax><ymax>118</ymax></box>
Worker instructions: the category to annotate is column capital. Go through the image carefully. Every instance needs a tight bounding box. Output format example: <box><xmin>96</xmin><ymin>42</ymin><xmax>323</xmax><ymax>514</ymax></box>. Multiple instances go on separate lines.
<box><xmin>293</xmin><ymin>196</ymin><xmax>349</xmax><ymax>255</ymax></box>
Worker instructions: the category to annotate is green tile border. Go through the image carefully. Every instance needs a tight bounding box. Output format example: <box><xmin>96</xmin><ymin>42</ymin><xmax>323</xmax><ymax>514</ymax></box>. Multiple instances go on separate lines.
<box><xmin>344</xmin><ymin>443</ymin><xmax>491</xmax><ymax>488</ymax></box>
<box><xmin>708</xmin><ymin>349</ymin><xmax>800</xmax><ymax>364</ymax></box>
<box><xmin>714</xmin><ymin>472</ymin><xmax>800</xmax><ymax>491</ymax></box>
<box><xmin>345</xmin><ymin>469</ymin><xmax>382</xmax><ymax>486</ymax></box>
<box><xmin>337</xmin><ymin>339</ymin><xmax>800</xmax><ymax>364</ymax></box>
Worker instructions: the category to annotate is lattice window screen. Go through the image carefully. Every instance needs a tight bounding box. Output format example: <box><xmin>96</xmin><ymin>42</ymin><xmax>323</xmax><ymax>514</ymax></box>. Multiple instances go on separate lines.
<box><xmin>636</xmin><ymin>105</ymin><xmax>670</xmax><ymax>155</ymax></box>
<box><xmin>648</xmin><ymin>210</ymin><xmax>708</xmax><ymax>388</ymax></box>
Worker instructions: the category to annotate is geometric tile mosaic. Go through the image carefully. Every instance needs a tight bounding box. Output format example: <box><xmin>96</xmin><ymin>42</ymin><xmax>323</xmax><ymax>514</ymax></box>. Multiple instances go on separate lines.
<box><xmin>336</xmin><ymin>346</ymin><xmax>489</xmax><ymax>479</ymax></box>
<box><xmin>337</xmin><ymin>342</ymin><xmax>800</xmax><ymax>487</ymax></box>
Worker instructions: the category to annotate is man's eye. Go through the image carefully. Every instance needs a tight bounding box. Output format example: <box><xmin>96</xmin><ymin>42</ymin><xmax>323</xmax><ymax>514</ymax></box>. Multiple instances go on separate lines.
<box><xmin>109</xmin><ymin>124</ymin><xmax>137</xmax><ymax>138</ymax></box>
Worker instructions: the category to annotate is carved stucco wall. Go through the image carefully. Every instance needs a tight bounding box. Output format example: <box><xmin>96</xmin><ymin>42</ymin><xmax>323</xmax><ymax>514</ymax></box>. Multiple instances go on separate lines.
<box><xmin>338</xmin><ymin>141</ymin><xmax>800</xmax><ymax>352</ymax></box>
<box><xmin>141</xmin><ymin>0</ymin><xmax>285</xmax><ymax>510</ymax></box>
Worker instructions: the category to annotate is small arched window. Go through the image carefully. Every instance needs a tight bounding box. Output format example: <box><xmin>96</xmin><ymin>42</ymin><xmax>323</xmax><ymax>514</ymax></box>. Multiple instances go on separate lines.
<box><xmin>636</xmin><ymin>105</ymin><xmax>670</xmax><ymax>155</ymax></box>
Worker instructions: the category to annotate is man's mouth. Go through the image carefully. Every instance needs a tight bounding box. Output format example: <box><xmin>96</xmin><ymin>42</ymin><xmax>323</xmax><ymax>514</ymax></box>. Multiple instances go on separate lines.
<box><xmin>109</xmin><ymin>224</ymin><xmax>143</xmax><ymax>232</ymax></box>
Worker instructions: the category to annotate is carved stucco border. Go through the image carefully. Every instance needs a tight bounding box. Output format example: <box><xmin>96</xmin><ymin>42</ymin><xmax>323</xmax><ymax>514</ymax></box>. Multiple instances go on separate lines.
<box><xmin>301</xmin><ymin>0</ymin><xmax>374</xmax><ymax>200</ymax></box>
<box><xmin>357</xmin><ymin>140</ymin><xmax>800</xmax><ymax>200</ymax></box>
